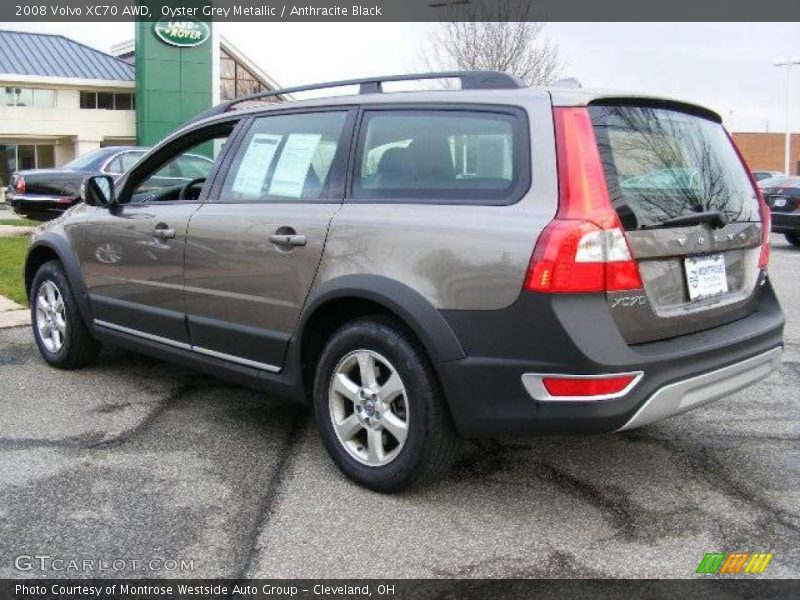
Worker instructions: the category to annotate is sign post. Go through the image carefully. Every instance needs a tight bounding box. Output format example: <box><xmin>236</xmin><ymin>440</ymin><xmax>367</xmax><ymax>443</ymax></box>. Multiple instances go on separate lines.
<box><xmin>135</xmin><ymin>13</ymin><xmax>213</xmax><ymax>145</ymax></box>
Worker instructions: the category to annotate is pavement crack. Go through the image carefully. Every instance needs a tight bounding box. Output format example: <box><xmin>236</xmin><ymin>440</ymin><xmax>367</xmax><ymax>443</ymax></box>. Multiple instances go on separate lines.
<box><xmin>234</xmin><ymin>408</ymin><xmax>308</xmax><ymax>579</ymax></box>
<box><xmin>621</xmin><ymin>433</ymin><xmax>800</xmax><ymax>536</ymax></box>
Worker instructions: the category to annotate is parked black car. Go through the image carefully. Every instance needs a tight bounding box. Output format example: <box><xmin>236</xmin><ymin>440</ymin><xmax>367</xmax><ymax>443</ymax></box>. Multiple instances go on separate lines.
<box><xmin>8</xmin><ymin>147</ymin><xmax>214</xmax><ymax>221</ymax></box>
<box><xmin>760</xmin><ymin>175</ymin><xmax>800</xmax><ymax>246</ymax></box>
<box><xmin>7</xmin><ymin>146</ymin><xmax>148</xmax><ymax>221</ymax></box>
<box><xmin>752</xmin><ymin>170</ymin><xmax>783</xmax><ymax>182</ymax></box>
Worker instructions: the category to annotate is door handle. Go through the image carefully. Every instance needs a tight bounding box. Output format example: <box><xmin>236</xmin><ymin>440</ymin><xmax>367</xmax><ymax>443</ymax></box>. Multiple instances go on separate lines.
<box><xmin>269</xmin><ymin>233</ymin><xmax>307</xmax><ymax>247</ymax></box>
<box><xmin>153</xmin><ymin>224</ymin><xmax>176</xmax><ymax>240</ymax></box>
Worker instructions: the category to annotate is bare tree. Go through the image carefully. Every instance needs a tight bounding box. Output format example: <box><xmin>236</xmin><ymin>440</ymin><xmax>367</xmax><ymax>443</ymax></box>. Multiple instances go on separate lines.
<box><xmin>421</xmin><ymin>0</ymin><xmax>562</xmax><ymax>86</ymax></box>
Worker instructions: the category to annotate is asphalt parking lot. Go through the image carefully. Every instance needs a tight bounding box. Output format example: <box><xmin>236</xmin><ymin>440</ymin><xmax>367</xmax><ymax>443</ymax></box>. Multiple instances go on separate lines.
<box><xmin>0</xmin><ymin>236</ymin><xmax>798</xmax><ymax>580</ymax></box>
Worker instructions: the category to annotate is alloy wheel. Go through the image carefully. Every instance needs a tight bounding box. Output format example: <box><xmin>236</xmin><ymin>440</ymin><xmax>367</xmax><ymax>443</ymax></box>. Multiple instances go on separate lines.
<box><xmin>35</xmin><ymin>280</ymin><xmax>67</xmax><ymax>354</ymax></box>
<box><xmin>328</xmin><ymin>349</ymin><xmax>409</xmax><ymax>467</ymax></box>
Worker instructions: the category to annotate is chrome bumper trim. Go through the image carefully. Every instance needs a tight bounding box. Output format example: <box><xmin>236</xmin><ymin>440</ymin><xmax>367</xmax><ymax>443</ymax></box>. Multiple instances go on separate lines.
<box><xmin>617</xmin><ymin>347</ymin><xmax>783</xmax><ymax>431</ymax></box>
<box><xmin>521</xmin><ymin>371</ymin><xmax>644</xmax><ymax>401</ymax></box>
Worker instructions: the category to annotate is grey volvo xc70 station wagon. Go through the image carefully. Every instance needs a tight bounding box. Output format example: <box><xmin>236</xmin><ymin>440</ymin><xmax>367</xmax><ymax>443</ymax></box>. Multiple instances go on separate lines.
<box><xmin>24</xmin><ymin>71</ymin><xmax>784</xmax><ymax>492</ymax></box>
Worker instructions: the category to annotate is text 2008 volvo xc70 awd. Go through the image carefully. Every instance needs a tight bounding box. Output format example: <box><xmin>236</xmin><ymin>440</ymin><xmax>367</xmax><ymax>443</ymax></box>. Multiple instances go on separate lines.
<box><xmin>24</xmin><ymin>72</ymin><xmax>784</xmax><ymax>492</ymax></box>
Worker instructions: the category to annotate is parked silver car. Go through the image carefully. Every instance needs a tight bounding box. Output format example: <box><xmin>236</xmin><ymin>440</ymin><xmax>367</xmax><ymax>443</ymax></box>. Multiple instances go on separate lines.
<box><xmin>24</xmin><ymin>72</ymin><xmax>784</xmax><ymax>491</ymax></box>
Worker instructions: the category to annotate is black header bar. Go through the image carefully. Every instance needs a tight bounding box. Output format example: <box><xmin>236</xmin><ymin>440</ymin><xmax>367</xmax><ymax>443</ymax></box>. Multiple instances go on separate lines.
<box><xmin>3</xmin><ymin>0</ymin><xmax>800</xmax><ymax>22</ymax></box>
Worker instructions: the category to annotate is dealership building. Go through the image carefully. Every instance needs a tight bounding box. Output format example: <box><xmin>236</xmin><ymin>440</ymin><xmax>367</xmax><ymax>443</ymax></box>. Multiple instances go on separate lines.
<box><xmin>0</xmin><ymin>24</ymin><xmax>279</xmax><ymax>189</ymax></box>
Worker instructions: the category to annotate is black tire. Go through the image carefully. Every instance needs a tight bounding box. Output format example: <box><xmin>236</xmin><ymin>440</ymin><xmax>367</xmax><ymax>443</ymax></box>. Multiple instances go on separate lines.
<box><xmin>30</xmin><ymin>260</ymin><xmax>100</xmax><ymax>369</ymax></box>
<box><xmin>313</xmin><ymin>316</ymin><xmax>461</xmax><ymax>493</ymax></box>
<box><xmin>785</xmin><ymin>233</ymin><xmax>800</xmax><ymax>247</ymax></box>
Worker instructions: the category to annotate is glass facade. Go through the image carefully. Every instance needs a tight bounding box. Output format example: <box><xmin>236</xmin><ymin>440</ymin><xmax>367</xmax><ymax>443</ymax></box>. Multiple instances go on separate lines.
<box><xmin>220</xmin><ymin>49</ymin><xmax>273</xmax><ymax>100</ymax></box>
<box><xmin>0</xmin><ymin>144</ymin><xmax>56</xmax><ymax>187</ymax></box>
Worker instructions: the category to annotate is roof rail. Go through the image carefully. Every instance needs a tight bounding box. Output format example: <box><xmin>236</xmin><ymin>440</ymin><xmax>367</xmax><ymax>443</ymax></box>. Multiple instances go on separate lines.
<box><xmin>181</xmin><ymin>70</ymin><xmax>525</xmax><ymax>127</ymax></box>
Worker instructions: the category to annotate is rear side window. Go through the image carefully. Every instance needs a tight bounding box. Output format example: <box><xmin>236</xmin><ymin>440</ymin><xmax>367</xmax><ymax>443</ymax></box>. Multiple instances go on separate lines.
<box><xmin>589</xmin><ymin>104</ymin><xmax>760</xmax><ymax>230</ymax></box>
<box><xmin>105</xmin><ymin>151</ymin><xmax>145</xmax><ymax>175</ymax></box>
<box><xmin>352</xmin><ymin>109</ymin><xmax>526</xmax><ymax>204</ymax></box>
<box><xmin>220</xmin><ymin>111</ymin><xmax>348</xmax><ymax>202</ymax></box>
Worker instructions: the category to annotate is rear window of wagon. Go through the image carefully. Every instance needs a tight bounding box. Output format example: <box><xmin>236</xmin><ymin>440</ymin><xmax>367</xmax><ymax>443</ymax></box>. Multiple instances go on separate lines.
<box><xmin>589</xmin><ymin>103</ymin><xmax>760</xmax><ymax>231</ymax></box>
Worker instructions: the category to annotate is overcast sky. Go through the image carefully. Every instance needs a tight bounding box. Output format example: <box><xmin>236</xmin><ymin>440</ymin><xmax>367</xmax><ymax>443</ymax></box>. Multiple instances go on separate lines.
<box><xmin>3</xmin><ymin>21</ymin><xmax>798</xmax><ymax>132</ymax></box>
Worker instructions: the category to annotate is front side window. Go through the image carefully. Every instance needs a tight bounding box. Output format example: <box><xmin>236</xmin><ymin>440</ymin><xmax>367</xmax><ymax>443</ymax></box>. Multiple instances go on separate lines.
<box><xmin>220</xmin><ymin>111</ymin><xmax>348</xmax><ymax>202</ymax></box>
<box><xmin>125</xmin><ymin>126</ymin><xmax>233</xmax><ymax>204</ymax></box>
<box><xmin>353</xmin><ymin>110</ymin><xmax>520</xmax><ymax>203</ymax></box>
<box><xmin>175</xmin><ymin>154</ymin><xmax>215</xmax><ymax>179</ymax></box>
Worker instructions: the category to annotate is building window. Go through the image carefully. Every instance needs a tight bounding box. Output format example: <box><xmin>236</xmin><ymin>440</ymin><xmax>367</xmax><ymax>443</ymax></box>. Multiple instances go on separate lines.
<box><xmin>0</xmin><ymin>143</ymin><xmax>55</xmax><ymax>187</ymax></box>
<box><xmin>79</xmin><ymin>91</ymin><xmax>135</xmax><ymax>110</ymax></box>
<box><xmin>97</xmin><ymin>92</ymin><xmax>114</xmax><ymax>110</ymax></box>
<box><xmin>3</xmin><ymin>87</ymin><xmax>56</xmax><ymax>107</ymax></box>
<box><xmin>114</xmin><ymin>93</ymin><xmax>133</xmax><ymax>110</ymax></box>
<box><xmin>80</xmin><ymin>91</ymin><xmax>96</xmax><ymax>109</ymax></box>
<box><xmin>219</xmin><ymin>49</ymin><xmax>273</xmax><ymax>101</ymax></box>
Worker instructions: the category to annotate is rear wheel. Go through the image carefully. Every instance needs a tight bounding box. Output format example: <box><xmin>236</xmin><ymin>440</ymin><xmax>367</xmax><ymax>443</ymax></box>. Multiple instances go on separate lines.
<box><xmin>313</xmin><ymin>317</ymin><xmax>461</xmax><ymax>492</ymax></box>
<box><xmin>30</xmin><ymin>260</ymin><xmax>100</xmax><ymax>369</ymax></box>
<box><xmin>785</xmin><ymin>233</ymin><xmax>800</xmax><ymax>247</ymax></box>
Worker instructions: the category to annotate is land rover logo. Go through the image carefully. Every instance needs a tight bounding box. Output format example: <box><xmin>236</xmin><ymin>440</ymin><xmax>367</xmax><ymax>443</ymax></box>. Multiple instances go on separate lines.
<box><xmin>153</xmin><ymin>20</ymin><xmax>210</xmax><ymax>47</ymax></box>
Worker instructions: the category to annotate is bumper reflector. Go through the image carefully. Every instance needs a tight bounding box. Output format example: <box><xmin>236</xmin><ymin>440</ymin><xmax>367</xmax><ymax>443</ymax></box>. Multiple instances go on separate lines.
<box><xmin>543</xmin><ymin>375</ymin><xmax>637</xmax><ymax>397</ymax></box>
<box><xmin>522</xmin><ymin>372</ymin><xmax>644</xmax><ymax>401</ymax></box>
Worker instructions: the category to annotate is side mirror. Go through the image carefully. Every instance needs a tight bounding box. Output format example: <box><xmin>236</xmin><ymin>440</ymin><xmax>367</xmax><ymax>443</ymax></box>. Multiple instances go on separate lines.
<box><xmin>81</xmin><ymin>175</ymin><xmax>115</xmax><ymax>207</ymax></box>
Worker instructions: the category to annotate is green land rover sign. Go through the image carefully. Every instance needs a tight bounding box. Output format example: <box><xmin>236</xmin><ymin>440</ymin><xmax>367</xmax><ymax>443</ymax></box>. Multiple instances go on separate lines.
<box><xmin>153</xmin><ymin>20</ymin><xmax>210</xmax><ymax>47</ymax></box>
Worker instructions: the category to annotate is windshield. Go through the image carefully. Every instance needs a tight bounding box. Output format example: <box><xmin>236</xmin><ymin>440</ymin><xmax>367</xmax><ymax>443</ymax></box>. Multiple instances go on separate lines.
<box><xmin>63</xmin><ymin>148</ymin><xmax>110</xmax><ymax>170</ymax></box>
<box><xmin>589</xmin><ymin>104</ymin><xmax>760</xmax><ymax>230</ymax></box>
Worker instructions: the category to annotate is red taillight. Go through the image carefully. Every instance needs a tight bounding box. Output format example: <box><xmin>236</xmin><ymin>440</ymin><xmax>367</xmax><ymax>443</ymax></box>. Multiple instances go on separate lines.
<box><xmin>14</xmin><ymin>175</ymin><xmax>25</xmax><ymax>194</ymax></box>
<box><xmin>57</xmin><ymin>196</ymin><xmax>73</xmax><ymax>204</ymax></box>
<box><xmin>542</xmin><ymin>374</ymin><xmax>637</xmax><ymax>397</ymax></box>
<box><xmin>757</xmin><ymin>189</ymin><xmax>771</xmax><ymax>269</ymax></box>
<box><xmin>725</xmin><ymin>130</ymin><xmax>770</xmax><ymax>270</ymax></box>
<box><xmin>525</xmin><ymin>107</ymin><xmax>643</xmax><ymax>293</ymax></box>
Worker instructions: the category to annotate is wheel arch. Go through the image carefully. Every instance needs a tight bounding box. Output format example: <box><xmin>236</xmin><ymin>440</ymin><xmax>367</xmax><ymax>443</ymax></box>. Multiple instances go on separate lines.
<box><xmin>295</xmin><ymin>275</ymin><xmax>466</xmax><ymax>398</ymax></box>
<box><xmin>25</xmin><ymin>236</ymin><xmax>93</xmax><ymax>324</ymax></box>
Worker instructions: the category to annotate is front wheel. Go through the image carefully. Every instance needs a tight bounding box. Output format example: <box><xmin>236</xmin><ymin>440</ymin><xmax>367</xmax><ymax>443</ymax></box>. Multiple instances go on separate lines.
<box><xmin>30</xmin><ymin>260</ymin><xmax>100</xmax><ymax>369</ymax></box>
<box><xmin>785</xmin><ymin>233</ymin><xmax>800</xmax><ymax>247</ymax></box>
<box><xmin>313</xmin><ymin>317</ymin><xmax>461</xmax><ymax>493</ymax></box>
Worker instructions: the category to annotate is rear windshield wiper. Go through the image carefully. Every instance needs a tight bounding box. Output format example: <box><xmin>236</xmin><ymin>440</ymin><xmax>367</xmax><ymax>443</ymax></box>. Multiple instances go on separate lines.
<box><xmin>660</xmin><ymin>211</ymin><xmax>729</xmax><ymax>229</ymax></box>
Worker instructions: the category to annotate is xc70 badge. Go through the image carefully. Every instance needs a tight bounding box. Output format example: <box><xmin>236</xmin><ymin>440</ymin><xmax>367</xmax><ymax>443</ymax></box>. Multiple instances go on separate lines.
<box><xmin>612</xmin><ymin>295</ymin><xmax>647</xmax><ymax>308</ymax></box>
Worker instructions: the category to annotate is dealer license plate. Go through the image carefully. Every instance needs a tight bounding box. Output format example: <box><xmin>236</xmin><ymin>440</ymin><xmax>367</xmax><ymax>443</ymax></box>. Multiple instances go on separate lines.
<box><xmin>684</xmin><ymin>254</ymin><xmax>728</xmax><ymax>301</ymax></box>
<box><xmin>773</xmin><ymin>197</ymin><xmax>787</xmax><ymax>208</ymax></box>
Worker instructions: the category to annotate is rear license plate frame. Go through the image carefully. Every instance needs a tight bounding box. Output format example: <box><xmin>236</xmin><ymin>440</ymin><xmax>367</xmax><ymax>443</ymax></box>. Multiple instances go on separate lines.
<box><xmin>684</xmin><ymin>254</ymin><xmax>729</xmax><ymax>301</ymax></box>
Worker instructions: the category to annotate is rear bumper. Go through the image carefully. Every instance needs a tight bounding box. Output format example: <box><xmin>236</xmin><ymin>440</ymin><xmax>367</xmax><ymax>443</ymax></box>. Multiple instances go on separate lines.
<box><xmin>616</xmin><ymin>346</ymin><xmax>781</xmax><ymax>430</ymax></box>
<box><xmin>8</xmin><ymin>194</ymin><xmax>77</xmax><ymax>215</ymax></box>
<box><xmin>771</xmin><ymin>211</ymin><xmax>800</xmax><ymax>233</ymax></box>
<box><xmin>436</xmin><ymin>280</ymin><xmax>784</xmax><ymax>437</ymax></box>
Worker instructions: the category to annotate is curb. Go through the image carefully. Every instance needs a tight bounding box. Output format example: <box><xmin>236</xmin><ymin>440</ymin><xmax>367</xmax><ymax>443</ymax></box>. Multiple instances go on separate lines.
<box><xmin>0</xmin><ymin>310</ymin><xmax>29</xmax><ymax>328</ymax></box>
<box><xmin>0</xmin><ymin>295</ymin><xmax>29</xmax><ymax>328</ymax></box>
<box><xmin>0</xmin><ymin>224</ymin><xmax>34</xmax><ymax>237</ymax></box>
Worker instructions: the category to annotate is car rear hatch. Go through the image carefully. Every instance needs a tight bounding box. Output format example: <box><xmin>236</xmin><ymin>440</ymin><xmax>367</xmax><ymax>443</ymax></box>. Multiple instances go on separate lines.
<box><xmin>587</xmin><ymin>101</ymin><xmax>767</xmax><ymax>344</ymax></box>
<box><xmin>11</xmin><ymin>169</ymin><xmax>75</xmax><ymax>198</ymax></box>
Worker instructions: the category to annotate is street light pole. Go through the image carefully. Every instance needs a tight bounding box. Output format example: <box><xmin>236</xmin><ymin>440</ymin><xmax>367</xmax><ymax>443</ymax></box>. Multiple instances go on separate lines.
<box><xmin>774</xmin><ymin>56</ymin><xmax>800</xmax><ymax>176</ymax></box>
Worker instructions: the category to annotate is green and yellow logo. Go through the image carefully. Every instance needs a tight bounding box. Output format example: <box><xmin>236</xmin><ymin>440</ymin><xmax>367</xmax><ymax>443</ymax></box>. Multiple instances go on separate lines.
<box><xmin>696</xmin><ymin>552</ymin><xmax>773</xmax><ymax>575</ymax></box>
<box><xmin>153</xmin><ymin>20</ymin><xmax>210</xmax><ymax>48</ymax></box>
